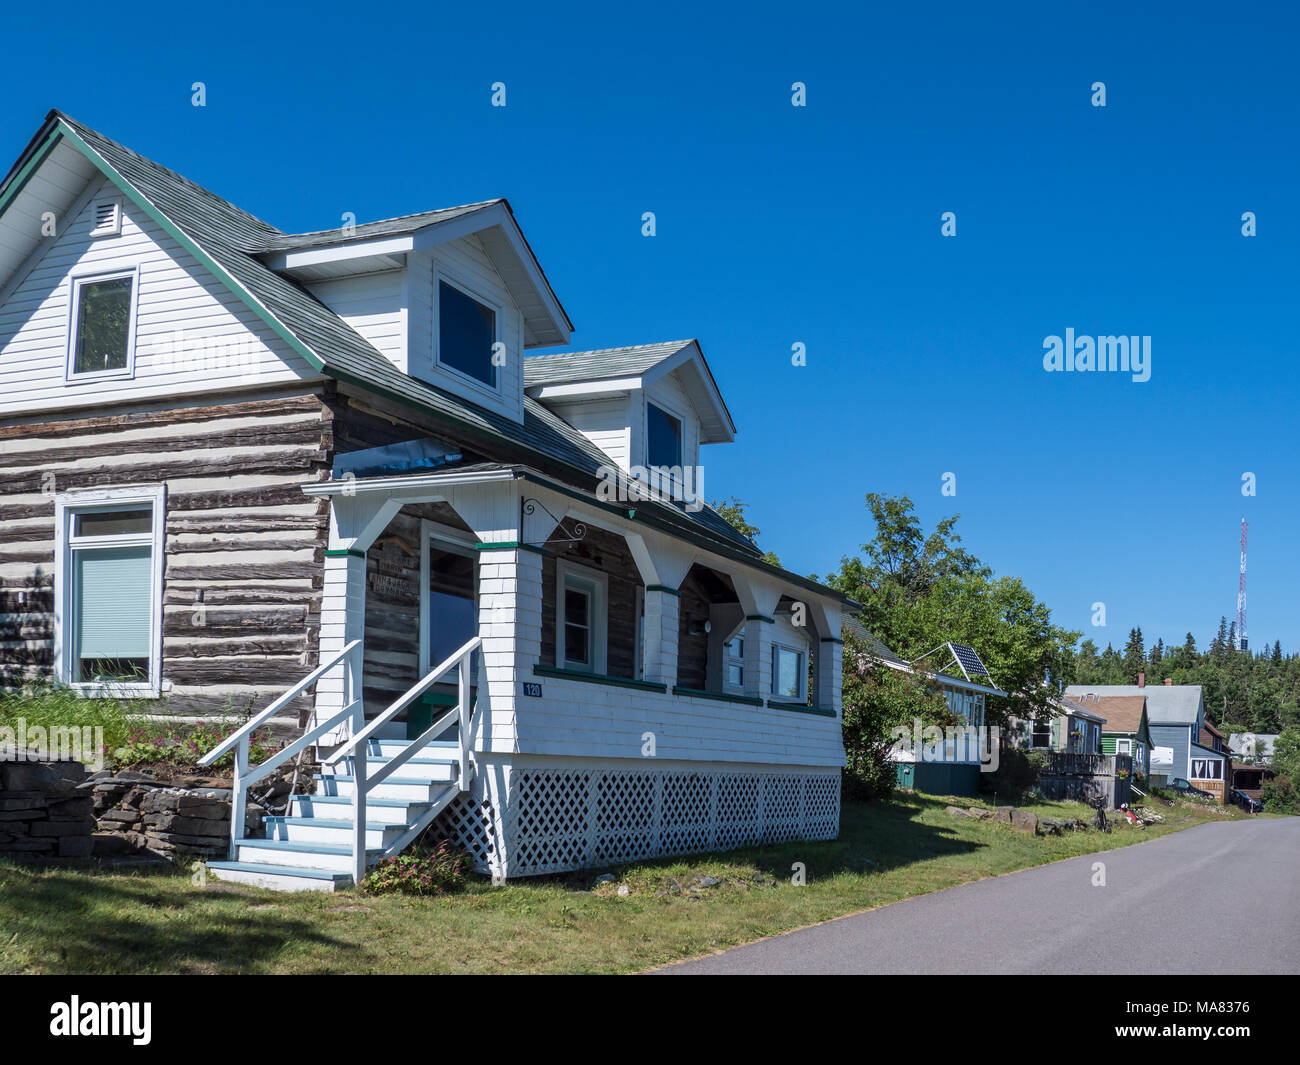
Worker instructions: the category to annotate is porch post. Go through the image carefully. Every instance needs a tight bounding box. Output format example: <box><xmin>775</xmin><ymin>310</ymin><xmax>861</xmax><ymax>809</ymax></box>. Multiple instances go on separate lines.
<box><xmin>642</xmin><ymin>586</ymin><xmax>680</xmax><ymax>686</ymax></box>
<box><xmin>817</xmin><ymin>639</ymin><xmax>843</xmax><ymax>716</ymax></box>
<box><xmin>727</xmin><ymin>571</ymin><xmax>783</xmax><ymax>703</ymax></box>
<box><xmin>475</xmin><ymin>543</ymin><xmax>544</xmax><ymax>747</ymax></box>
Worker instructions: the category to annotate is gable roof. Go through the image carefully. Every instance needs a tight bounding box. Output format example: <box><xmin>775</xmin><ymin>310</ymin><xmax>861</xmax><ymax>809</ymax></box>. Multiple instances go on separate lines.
<box><xmin>0</xmin><ymin>111</ymin><xmax>854</xmax><ymax>596</ymax></box>
<box><xmin>259</xmin><ymin>202</ymin><xmax>501</xmax><ymax>252</ymax></box>
<box><xmin>525</xmin><ymin>339</ymin><xmax>737</xmax><ymax>443</ymax></box>
<box><xmin>1079</xmin><ymin>695</ymin><xmax>1148</xmax><ymax>736</ymax></box>
<box><xmin>1054</xmin><ymin>695</ymin><xmax>1106</xmax><ymax>725</ymax></box>
<box><xmin>1064</xmin><ymin>684</ymin><xmax>1202</xmax><ymax>725</ymax></box>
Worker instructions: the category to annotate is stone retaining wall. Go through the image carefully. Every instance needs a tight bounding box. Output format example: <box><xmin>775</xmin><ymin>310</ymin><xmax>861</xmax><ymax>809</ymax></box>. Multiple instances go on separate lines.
<box><xmin>0</xmin><ymin>761</ymin><xmax>95</xmax><ymax>859</ymax></box>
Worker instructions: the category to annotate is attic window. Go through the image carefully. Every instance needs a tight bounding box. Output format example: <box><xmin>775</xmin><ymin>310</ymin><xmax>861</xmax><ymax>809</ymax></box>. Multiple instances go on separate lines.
<box><xmin>647</xmin><ymin>403</ymin><xmax>682</xmax><ymax>468</ymax></box>
<box><xmin>437</xmin><ymin>279</ymin><xmax>497</xmax><ymax>389</ymax></box>
<box><xmin>68</xmin><ymin>270</ymin><xmax>137</xmax><ymax>379</ymax></box>
<box><xmin>90</xmin><ymin>198</ymin><xmax>122</xmax><ymax>237</ymax></box>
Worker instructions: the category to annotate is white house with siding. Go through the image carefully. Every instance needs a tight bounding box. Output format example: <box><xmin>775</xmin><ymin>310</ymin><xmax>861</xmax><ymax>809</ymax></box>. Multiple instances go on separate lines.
<box><xmin>0</xmin><ymin>111</ymin><xmax>849</xmax><ymax>890</ymax></box>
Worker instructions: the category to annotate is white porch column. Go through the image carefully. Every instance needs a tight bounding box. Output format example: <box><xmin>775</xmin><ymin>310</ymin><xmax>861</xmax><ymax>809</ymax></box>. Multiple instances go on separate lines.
<box><xmin>817</xmin><ymin>639</ymin><xmax>843</xmax><ymax>715</ymax></box>
<box><xmin>473</xmin><ymin>543</ymin><xmax>543</xmax><ymax>751</ymax></box>
<box><xmin>642</xmin><ymin>586</ymin><xmax>680</xmax><ymax>686</ymax></box>
<box><xmin>727</xmin><ymin>571</ymin><xmax>783</xmax><ymax>703</ymax></box>
<box><xmin>314</xmin><ymin>493</ymin><xmax>402</xmax><ymax>740</ymax></box>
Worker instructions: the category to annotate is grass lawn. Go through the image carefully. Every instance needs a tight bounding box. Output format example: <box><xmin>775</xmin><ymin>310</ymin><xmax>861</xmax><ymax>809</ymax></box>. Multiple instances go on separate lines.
<box><xmin>0</xmin><ymin>791</ymin><xmax>1233</xmax><ymax>975</ymax></box>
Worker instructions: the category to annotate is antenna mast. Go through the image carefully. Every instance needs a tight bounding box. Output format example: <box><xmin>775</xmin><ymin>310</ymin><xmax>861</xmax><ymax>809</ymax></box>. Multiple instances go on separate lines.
<box><xmin>1236</xmin><ymin>518</ymin><xmax>1248</xmax><ymax>652</ymax></box>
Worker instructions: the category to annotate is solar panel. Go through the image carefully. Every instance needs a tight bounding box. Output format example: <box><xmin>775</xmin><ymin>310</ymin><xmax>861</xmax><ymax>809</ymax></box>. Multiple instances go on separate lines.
<box><xmin>949</xmin><ymin>643</ymin><xmax>992</xmax><ymax>680</ymax></box>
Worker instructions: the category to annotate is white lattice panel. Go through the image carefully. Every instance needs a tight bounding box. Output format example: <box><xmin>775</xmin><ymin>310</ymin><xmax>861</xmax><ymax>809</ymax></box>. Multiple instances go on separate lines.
<box><xmin>488</xmin><ymin>764</ymin><xmax>840</xmax><ymax>878</ymax></box>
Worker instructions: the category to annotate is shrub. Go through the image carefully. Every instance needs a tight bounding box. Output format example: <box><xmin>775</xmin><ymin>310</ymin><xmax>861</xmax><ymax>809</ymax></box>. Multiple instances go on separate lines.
<box><xmin>979</xmin><ymin>746</ymin><xmax>1043</xmax><ymax>800</ymax></box>
<box><xmin>1261</xmin><ymin>775</ymin><xmax>1297</xmax><ymax>815</ymax></box>
<box><xmin>361</xmin><ymin>840</ymin><xmax>472</xmax><ymax>897</ymax></box>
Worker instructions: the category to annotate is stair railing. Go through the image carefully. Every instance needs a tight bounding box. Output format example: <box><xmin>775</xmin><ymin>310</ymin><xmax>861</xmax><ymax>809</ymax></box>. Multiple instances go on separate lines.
<box><xmin>322</xmin><ymin>636</ymin><xmax>481</xmax><ymax>884</ymax></box>
<box><xmin>198</xmin><ymin>639</ymin><xmax>364</xmax><ymax>861</ymax></box>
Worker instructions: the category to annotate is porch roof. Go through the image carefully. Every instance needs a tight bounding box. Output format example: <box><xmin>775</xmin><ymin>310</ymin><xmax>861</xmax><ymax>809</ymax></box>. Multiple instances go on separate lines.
<box><xmin>303</xmin><ymin>462</ymin><xmax>856</xmax><ymax>606</ymax></box>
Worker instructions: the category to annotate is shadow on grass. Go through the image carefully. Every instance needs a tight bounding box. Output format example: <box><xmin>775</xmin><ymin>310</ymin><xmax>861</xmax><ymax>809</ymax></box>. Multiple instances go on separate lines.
<box><xmin>0</xmin><ymin>862</ymin><xmax>349</xmax><ymax>974</ymax></box>
<box><xmin>514</xmin><ymin>792</ymin><xmax>984</xmax><ymax>890</ymax></box>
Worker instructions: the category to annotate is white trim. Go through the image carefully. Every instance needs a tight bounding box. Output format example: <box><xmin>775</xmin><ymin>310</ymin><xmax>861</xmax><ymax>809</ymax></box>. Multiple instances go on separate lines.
<box><xmin>53</xmin><ymin>484</ymin><xmax>166</xmax><ymax>698</ymax></box>
<box><xmin>771</xmin><ymin>642</ymin><xmax>807</xmax><ymax>702</ymax></box>
<box><xmin>645</xmin><ymin>397</ymin><xmax>685</xmax><ymax>470</ymax></box>
<box><xmin>433</xmin><ymin>266</ymin><xmax>506</xmax><ymax>398</ymax></box>
<box><xmin>302</xmin><ymin>468</ymin><xmax>519</xmax><ymax>496</ymax></box>
<box><xmin>64</xmin><ymin>264</ymin><xmax>140</xmax><ymax>384</ymax></box>
<box><xmin>556</xmin><ymin>559</ymin><xmax>608</xmax><ymax>674</ymax></box>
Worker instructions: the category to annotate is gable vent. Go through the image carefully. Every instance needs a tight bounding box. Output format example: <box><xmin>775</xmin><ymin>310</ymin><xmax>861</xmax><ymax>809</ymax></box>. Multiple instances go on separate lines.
<box><xmin>91</xmin><ymin>198</ymin><xmax>121</xmax><ymax>237</ymax></box>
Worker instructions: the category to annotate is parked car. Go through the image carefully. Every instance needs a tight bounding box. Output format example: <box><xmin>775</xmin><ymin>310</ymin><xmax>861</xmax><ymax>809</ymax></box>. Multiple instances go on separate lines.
<box><xmin>1169</xmin><ymin>777</ymin><xmax>1214</xmax><ymax>800</ymax></box>
<box><xmin>1230</xmin><ymin>789</ymin><xmax>1264</xmax><ymax>814</ymax></box>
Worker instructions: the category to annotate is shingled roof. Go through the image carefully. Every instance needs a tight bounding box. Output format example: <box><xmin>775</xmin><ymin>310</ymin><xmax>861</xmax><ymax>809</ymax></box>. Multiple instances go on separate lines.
<box><xmin>1</xmin><ymin>111</ymin><xmax>778</xmax><ymax>565</ymax></box>
<box><xmin>524</xmin><ymin>340</ymin><xmax>695</xmax><ymax>387</ymax></box>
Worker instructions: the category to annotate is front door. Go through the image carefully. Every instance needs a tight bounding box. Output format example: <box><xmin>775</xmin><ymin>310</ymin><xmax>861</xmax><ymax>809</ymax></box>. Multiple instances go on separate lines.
<box><xmin>410</xmin><ymin>539</ymin><xmax>478</xmax><ymax>739</ymax></box>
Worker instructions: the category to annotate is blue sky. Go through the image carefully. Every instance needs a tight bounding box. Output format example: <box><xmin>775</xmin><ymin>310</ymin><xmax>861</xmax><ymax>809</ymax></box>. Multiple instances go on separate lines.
<box><xmin>3</xmin><ymin>1</ymin><xmax>1296</xmax><ymax>655</ymax></box>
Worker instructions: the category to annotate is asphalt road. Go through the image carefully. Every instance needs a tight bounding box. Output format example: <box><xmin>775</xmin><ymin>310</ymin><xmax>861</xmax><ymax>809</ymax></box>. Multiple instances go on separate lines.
<box><xmin>658</xmin><ymin>816</ymin><xmax>1300</xmax><ymax>974</ymax></box>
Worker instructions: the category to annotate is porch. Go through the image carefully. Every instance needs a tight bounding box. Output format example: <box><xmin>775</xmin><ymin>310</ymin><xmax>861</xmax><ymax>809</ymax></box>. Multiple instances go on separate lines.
<box><xmin>295</xmin><ymin>463</ymin><xmax>847</xmax><ymax>877</ymax></box>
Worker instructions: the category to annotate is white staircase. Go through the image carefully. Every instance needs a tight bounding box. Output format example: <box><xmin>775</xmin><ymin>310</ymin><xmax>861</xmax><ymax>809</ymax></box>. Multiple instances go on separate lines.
<box><xmin>198</xmin><ymin>637</ymin><xmax>480</xmax><ymax>893</ymax></box>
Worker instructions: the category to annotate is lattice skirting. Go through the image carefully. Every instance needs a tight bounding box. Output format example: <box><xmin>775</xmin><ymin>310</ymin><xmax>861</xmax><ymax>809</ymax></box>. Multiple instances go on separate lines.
<box><xmin>432</xmin><ymin>758</ymin><xmax>841</xmax><ymax>878</ymax></box>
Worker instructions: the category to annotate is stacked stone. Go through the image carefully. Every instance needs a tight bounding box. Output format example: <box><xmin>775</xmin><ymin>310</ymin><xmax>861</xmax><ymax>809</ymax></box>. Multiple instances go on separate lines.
<box><xmin>89</xmin><ymin>772</ymin><xmax>266</xmax><ymax>858</ymax></box>
<box><xmin>0</xmin><ymin>760</ymin><xmax>95</xmax><ymax>859</ymax></box>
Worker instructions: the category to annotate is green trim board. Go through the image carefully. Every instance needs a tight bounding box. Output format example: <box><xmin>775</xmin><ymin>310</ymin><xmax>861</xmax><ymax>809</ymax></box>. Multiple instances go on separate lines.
<box><xmin>324</xmin><ymin>548</ymin><xmax>367</xmax><ymax>559</ymax></box>
<box><xmin>645</xmin><ymin>584</ymin><xmax>681</xmax><ymax>596</ymax></box>
<box><xmin>745</xmin><ymin>614</ymin><xmax>775</xmax><ymax>623</ymax></box>
<box><xmin>475</xmin><ymin>541</ymin><xmax>547</xmax><ymax>556</ymax></box>
<box><xmin>671</xmin><ymin>686</ymin><xmax>765</xmax><ymax>707</ymax></box>
<box><xmin>532</xmin><ymin>665</ymin><xmax>667</xmax><ymax>693</ymax></box>
<box><xmin>0</xmin><ymin>130</ymin><xmax>59</xmax><ymax>218</ymax></box>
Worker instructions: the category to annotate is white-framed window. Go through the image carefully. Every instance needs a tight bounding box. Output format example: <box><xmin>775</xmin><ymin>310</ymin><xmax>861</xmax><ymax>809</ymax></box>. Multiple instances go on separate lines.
<box><xmin>66</xmin><ymin>267</ymin><xmax>139</xmax><ymax>381</ymax></box>
<box><xmin>772</xmin><ymin>642</ymin><xmax>806</xmax><ymax>702</ymax></box>
<box><xmin>557</xmin><ymin>561</ymin><xmax>607</xmax><ymax>674</ymax></box>
<box><xmin>1116</xmin><ymin>738</ymin><xmax>1132</xmax><ymax>755</ymax></box>
<box><xmin>1190</xmin><ymin>758</ymin><xmax>1223</xmax><ymax>781</ymax></box>
<box><xmin>54</xmin><ymin>486</ymin><xmax>165</xmax><ymax>696</ymax></box>
<box><xmin>646</xmin><ymin>401</ymin><xmax>683</xmax><ymax>469</ymax></box>
<box><xmin>722</xmin><ymin>629</ymin><xmax>745</xmax><ymax>693</ymax></box>
<box><xmin>434</xmin><ymin>271</ymin><xmax>501</xmax><ymax>393</ymax></box>
<box><xmin>90</xmin><ymin>195</ymin><xmax>122</xmax><ymax>238</ymax></box>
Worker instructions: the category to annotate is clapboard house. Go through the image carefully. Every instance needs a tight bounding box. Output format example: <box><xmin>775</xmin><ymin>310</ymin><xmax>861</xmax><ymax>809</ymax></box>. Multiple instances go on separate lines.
<box><xmin>0</xmin><ymin>112</ymin><xmax>849</xmax><ymax>889</ymax></box>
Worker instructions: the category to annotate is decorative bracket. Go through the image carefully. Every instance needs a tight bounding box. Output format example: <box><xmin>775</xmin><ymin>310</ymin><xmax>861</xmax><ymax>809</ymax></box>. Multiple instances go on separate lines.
<box><xmin>522</xmin><ymin>497</ymin><xmax>587</xmax><ymax>548</ymax></box>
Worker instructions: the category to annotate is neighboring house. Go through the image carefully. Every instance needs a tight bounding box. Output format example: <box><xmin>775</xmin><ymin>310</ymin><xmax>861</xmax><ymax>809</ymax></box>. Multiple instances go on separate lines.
<box><xmin>1079</xmin><ymin>694</ymin><xmax>1153</xmax><ymax>781</ymax></box>
<box><xmin>0</xmin><ymin>111</ymin><xmax>852</xmax><ymax>890</ymax></box>
<box><xmin>1008</xmin><ymin>695</ymin><xmax>1106</xmax><ymax>755</ymax></box>
<box><xmin>1227</xmin><ymin>732</ymin><xmax>1278</xmax><ymax>764</ymax></box>
<box><xmin>1065</xmin><ymin>678</ymin><xmax>1228</xmax><ymax>802</ymax></box>
<box><xmin>846</xmin><ymin>623</ymin><xmax>1006</xmax><ymax>798</ymax></box>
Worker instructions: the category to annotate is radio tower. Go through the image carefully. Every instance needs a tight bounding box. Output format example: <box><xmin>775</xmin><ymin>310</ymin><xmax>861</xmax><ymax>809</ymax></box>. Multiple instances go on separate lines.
<box><xmin>1236</xmin><ymin>518</ymin><xmax>1248</xmax><ymax>652</ymax></box>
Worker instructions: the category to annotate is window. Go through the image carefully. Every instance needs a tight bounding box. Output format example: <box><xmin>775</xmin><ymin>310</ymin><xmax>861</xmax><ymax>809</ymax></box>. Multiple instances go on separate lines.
<box><xmin>723</xmin><ymin>632</ymin><xmax>745</xmax><ymax>693</ymax></box>
<box><xmin>1116</xmin><ymin>739</ymin><xmax>1132</xmax><ymax>755</ymax></box>
<box><xmin>772</xmin><ymin>644</ymin><xmax>805</xmax><ymax>701</ymax></box>
<box><xmin>68</xmin><ymin>271</ymin><xmax>137</xmax><ymax>378</ymax></box>
<box><xmin>55</xmin><ymin>488</ymin><xmax>164</xmax><ymax>694</ymax></box>
<box><xmin>1191</xmin><ymin>759</ymin><xmax>1223</xmax><ymax>781</ymax></box>
<box><xmin>557</xmin><ymin>563</ymin><xmax>606</xmax><ymax>673</ymax></box>
<box><xmin>437</xmin><ymin>278</ymin><xmax>497</xmax><ymax>388</ymax></box>
<box><xmin>1031</xmin><ymin>718</ymin><xmax>1052</xmax><ymax>749</ymax></box>
<box><xmin>647</xmin><ymin>403</ymin><xmax>682</xmax><ymax>469</ymax></box>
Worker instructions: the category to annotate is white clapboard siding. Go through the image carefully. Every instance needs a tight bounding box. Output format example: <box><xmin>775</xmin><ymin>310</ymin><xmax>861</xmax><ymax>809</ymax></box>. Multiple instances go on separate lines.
<box><xmin>405</xmin><ymin>234</ymin><xmax>525</xmax><ymax>424</ymax></box>
<box><xmin>306</xmin><ymin>270</ymin><xmax>406</xmax><ymax>373</ymax></box>
<box><xmin>643</xmin><ymin>371</ymin><xmax>702</xmax><ymax>470</ymax></box>
<box><xmin>547</xmin><ymin>394</ymin><xmax>631</xmax><ymax>470</ymax></box>
<box><xmin>0</xmin><ymin>176</ymin><xmax>320</xmax><ymax>417</ymax></box>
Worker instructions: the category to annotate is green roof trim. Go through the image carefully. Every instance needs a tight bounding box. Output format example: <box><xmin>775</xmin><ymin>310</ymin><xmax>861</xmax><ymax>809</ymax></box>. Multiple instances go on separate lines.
<box><xmin>671</xmin><ymin>686</ymin><xmax>765</xmax><ymax>708</ymax></box>
<box><xmin>0</xmin><ymin>129</ymin><xmax>59</xmax><ymax>219</ymax></box>
<box><xmin>533</xmin><ymin>665</ymin><xmax>667</xmax><ymax>694</ymax></box>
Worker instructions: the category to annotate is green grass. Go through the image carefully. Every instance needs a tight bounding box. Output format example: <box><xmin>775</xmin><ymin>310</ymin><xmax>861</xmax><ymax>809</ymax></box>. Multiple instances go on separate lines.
<box><xmin>0</xmin><ymin>792</ymin><xmax>1229</xmax><ymax>975</ymax></box>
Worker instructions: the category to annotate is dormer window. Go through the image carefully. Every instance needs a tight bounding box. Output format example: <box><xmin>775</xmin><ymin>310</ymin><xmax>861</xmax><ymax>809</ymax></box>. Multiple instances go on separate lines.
<box><xmin>647</xmin><ymin>403</ymin><xmax>682</xmax><ymax>468</ymax></box>
<box><xmin>90</xmin><ymin>197</ymin><xmax>122</xmax><ymax>238</ymax></box>
<box><xmin>437</xmin><ymin>278</ymin><xmax>498</xmax><ymax>389</ymax></box>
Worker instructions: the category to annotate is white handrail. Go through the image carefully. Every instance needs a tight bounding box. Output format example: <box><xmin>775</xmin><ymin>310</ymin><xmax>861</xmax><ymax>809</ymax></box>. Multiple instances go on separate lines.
<box><xmin>323</xmin><ymin>636</ymin><xmax>481</xmax><ymax>765</ymax></box>
<box><xmin>198</xmin><ymin>639</ymin><xmax>363</xmax><ymax>767</ymax></box>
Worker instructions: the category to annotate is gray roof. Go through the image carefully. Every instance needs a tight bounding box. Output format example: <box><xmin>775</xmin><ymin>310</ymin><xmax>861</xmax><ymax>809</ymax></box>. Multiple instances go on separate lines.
<box><xmin>32</xmin><ymin>112</ymin><xmax>766</xmax><ymax>564</ymax></box>
<box><xmin>258</xmin><ymin>202</ymin><xmax>500</xmax><ymax>252</ymax></box>
<box><xmin>1064</xmin><ymin>684</ymin><xmax>1203</xmax><ymax>725</ymax></box>
<box><xmin>524</xmin><ymin>340</ymin><xmax>694</xmax><ymax>387</ymax></box>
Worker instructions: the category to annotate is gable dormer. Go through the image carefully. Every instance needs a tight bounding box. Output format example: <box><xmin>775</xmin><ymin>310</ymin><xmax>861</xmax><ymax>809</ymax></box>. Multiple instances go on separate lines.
<box><xmin>523</xmin><ymin>340</ymin><xmax>736</xmax><ymax>475</ymax></box>
<box><xmin>260</xmin><ymin>200</ymin><xmax>571</xmax><ymax>425</ymax></box>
